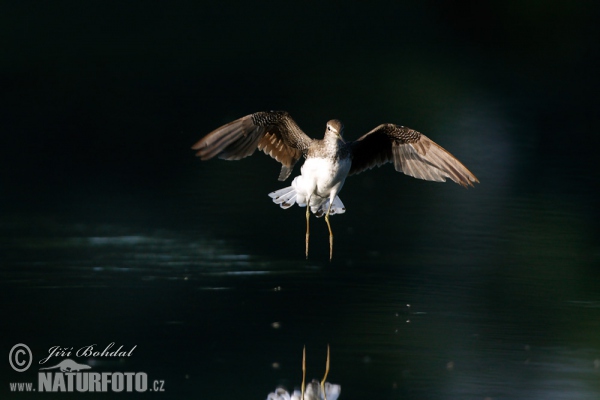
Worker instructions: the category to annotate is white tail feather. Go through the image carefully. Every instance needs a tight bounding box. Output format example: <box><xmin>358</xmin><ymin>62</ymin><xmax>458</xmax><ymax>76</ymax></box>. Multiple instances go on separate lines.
<box><xmin>268</xmin><ymin>187</ymin><xmax>297</xmax><ymax>209</ymax></box>
<box><xmin>314</xmin><ymin>196</ymin><xmax>346</xmax><ymax>217</ymax></box>
<box><xmin>270</xmin><ymin>187</ymin><xmax>346</xmax><ymax>216</ymax></box>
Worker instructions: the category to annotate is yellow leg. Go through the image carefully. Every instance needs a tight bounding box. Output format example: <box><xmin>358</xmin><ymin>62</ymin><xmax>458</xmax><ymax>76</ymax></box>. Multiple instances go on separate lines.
<box><xmin>305</xmin><ymin>201</ymin><xmax>310</xmax><ymax>259</ymax></box>
<box><xmin>301</xmin><ymin>345</ymin><xmax>306</xmax><ymax>400</ymax></box>
<box><xmin>320</xmin><ymin>344</ymin><xmax>330</xmax><ymax>400</ymax></box>
<box><xmin>324</xmin><ymin>203</ymin><xmax>334</xmax><ymax>261</ymax></box>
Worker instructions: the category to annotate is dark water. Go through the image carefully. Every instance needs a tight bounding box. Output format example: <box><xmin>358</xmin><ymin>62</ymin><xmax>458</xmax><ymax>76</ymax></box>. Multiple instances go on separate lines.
<box><xmin>2</xmin><ymin>2</ymin><xmax>599</xmax><ymax>400</ymax></box>
<box><xmin>3</xmin><ymin>139</ymin><xmax>599</xmax><ymax>399</ymax></box>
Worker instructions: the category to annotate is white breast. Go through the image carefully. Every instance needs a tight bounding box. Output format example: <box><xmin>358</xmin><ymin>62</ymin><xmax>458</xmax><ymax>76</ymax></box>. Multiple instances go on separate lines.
<box><xmin>294</xmin><ymin>157</ymin><xmax>351</xmax><ymax>203</ymax></box>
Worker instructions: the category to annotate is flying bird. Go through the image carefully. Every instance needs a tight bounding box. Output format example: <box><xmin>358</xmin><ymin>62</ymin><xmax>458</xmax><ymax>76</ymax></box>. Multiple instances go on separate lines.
<box><xmin>192</xmin><ymin>111</ymin><xmax>478</xmax><ymax>260</ymax></box>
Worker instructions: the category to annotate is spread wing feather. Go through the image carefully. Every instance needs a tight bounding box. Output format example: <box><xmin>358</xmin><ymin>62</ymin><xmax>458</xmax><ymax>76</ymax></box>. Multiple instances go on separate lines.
<box><xmin>349</xmin><ymin>124</ymin><xmax>479</xmax><ymax>187</ymax></box>
<box><xmin>192</xmin><ymin>111</ymin><xmax>312</xmax><ymax>181</ymax></box>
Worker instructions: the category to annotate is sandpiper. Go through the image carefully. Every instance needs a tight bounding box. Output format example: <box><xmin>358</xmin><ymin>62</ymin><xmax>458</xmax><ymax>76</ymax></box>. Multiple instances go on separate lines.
<box><xmin>192</xmin><ymin>111</ymin><xmax>478</xmax><ymax>260</ymax></box>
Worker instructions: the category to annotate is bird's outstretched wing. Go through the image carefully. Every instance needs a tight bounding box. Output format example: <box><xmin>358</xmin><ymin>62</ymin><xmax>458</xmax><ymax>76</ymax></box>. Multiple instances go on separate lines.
<box><xmin>192</xmin><ymin>111</ymin><xmax>312</xmax><ymax>181</ymax></box>
<box><xmin>349</xmin><ymin>124</ymin><xmax>479</xmax><ymax>187</ymax></box>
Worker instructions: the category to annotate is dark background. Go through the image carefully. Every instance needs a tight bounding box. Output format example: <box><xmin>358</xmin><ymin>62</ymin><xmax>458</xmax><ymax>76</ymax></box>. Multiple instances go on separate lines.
<box><xmin>1</xmin><ymin>1</ymin><xmax>599</xmax><ymax>399</ymax></box>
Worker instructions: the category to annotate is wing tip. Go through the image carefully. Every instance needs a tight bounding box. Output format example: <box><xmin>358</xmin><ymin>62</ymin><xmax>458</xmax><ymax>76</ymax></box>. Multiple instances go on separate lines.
<box><xmin>191</xmin><ymin>140</ymin><xmax>212</xmax><ymax>160</ymax></box>
<box><xmin>191</xmin><ymin>141</ymin><xmax>204</xmax><ymax>152</ymax></box>
<box><xmin>456</xmin><ymin>174</ymin><xmax>480</xmax><ymax>188</ymax></box>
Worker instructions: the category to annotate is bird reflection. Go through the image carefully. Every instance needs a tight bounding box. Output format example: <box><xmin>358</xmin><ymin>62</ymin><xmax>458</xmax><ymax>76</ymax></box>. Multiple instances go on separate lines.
<box><xmin>267</xmin><ymin>345</ymin><xmax>340</xmax><ymax>400</ymax></box>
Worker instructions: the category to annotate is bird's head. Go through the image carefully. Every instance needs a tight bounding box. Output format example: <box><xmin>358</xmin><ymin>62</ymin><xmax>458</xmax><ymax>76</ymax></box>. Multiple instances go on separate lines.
<box><xmin>325</xmin><ymin>119</ymin><xmax>345</xmax><ymax>143</ymax></box>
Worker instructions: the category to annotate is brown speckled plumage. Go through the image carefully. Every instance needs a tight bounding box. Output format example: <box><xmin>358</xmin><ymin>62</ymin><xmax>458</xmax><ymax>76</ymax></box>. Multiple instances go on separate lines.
<box><xmin>193</xmin><ymin>111</ymin><xmax>478</xmax><ymax>187</ymax></box>
<box><xmin>192</xmin><ymin>110</ymin><xmax>479</xmax><ymax>259</ymax></box>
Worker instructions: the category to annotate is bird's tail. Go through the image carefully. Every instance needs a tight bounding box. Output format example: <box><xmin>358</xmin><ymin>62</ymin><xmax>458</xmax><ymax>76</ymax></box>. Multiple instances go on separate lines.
<box><xmin>268</xmin><ymin>187</ymin><xmax>298</xmax><ymax>209</ymax></box>
<box><xmin>313</xmin><ymin>196</ymin><xmax>346</xmax><ymax>217</ymax></box>
<box><xmin>268</xmin><ymin>187</ymin><xmax>346</xmax><ymax>216</ymax></box>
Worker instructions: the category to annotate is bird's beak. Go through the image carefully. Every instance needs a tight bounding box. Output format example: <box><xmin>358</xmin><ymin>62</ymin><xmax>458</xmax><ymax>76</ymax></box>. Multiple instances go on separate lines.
<box><xmin>337</xmin><ymin>132</ymin><xmax>345</xmax><ymax>143</ymax></box>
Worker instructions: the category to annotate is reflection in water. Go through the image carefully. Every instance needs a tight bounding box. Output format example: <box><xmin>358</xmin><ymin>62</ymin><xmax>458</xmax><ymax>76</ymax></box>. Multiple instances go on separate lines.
<box><xmin>0</xmin><ymin>219</ymin><xmax>292</xmax><ymax>288</ymax></box>
<box><xmin>267</xmin><ymin>381</ymin><xmax>341</xmax><ymax>400</ymax></box>
<box><xmin>267</xmin><ymin>346</ymin><xmax>341</xmax><ymax>400</ymax></box>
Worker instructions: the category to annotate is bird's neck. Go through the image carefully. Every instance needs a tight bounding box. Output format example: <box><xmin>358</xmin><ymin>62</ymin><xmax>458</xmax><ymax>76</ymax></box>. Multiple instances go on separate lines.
<box><xmin>323</xmin><ymin>134</ymin><xmax>344</xmax><ymax>149</ymax></box>
<box><xmin>321</xmin><ymin>135</ymin><xmax>347</xmax><ymax>159</ymax></box>
<box><xmin>323</xmin><ymin>136</ymin><xmax>344</xmax><ymax>153</ymax></box>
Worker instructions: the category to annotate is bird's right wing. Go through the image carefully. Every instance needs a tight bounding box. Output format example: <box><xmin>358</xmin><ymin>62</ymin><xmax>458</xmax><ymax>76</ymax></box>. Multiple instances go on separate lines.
<box><xmin>192</xmin><ymin>111</ymin><xmax>313</xmax><ymax>181</ymax></box>
<box><xmin>349</xmin><ymin>124</ymin><xmax>479</xmax><ymax>187</ymax></box>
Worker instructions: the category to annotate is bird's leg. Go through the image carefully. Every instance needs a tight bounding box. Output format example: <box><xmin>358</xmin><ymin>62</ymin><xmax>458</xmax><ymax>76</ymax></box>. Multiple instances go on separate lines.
<box><xmin>301</xmin><ymin>345</ymin><xmax>306</xmax><ymax>400</ymax></box>
<box><xmin>325</xmin><ymin>202</ymin><xmax>334</xmax><ymax>261</ymax></box>
<box><xmin>320</xmin><ymin>344</ymin><xmax>330</xmax><ymax>400</ymax></box>
<box><xmin>305</xmin><ymin>196</ymin><xmax>311</xmax><ymax>259</ymax></box>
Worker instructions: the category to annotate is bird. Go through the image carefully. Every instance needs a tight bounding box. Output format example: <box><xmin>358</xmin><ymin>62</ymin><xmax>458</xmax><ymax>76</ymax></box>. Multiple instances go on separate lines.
<box><xmin>192</xmin><ymin>111</ymin><xmax>478</xmax><ymax>260</ymax></box>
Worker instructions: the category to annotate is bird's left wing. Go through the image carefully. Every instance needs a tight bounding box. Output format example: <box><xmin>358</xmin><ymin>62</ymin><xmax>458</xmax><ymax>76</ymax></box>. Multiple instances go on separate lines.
<box><xmin>349</xmin><ymin>124</ymin><xmax>479</xmax><ymax>187</ymax></box>
<box><xmin>192</xmin><ymin>111</ymin><xmax>312</xmax><ymax>181</ymax></box>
